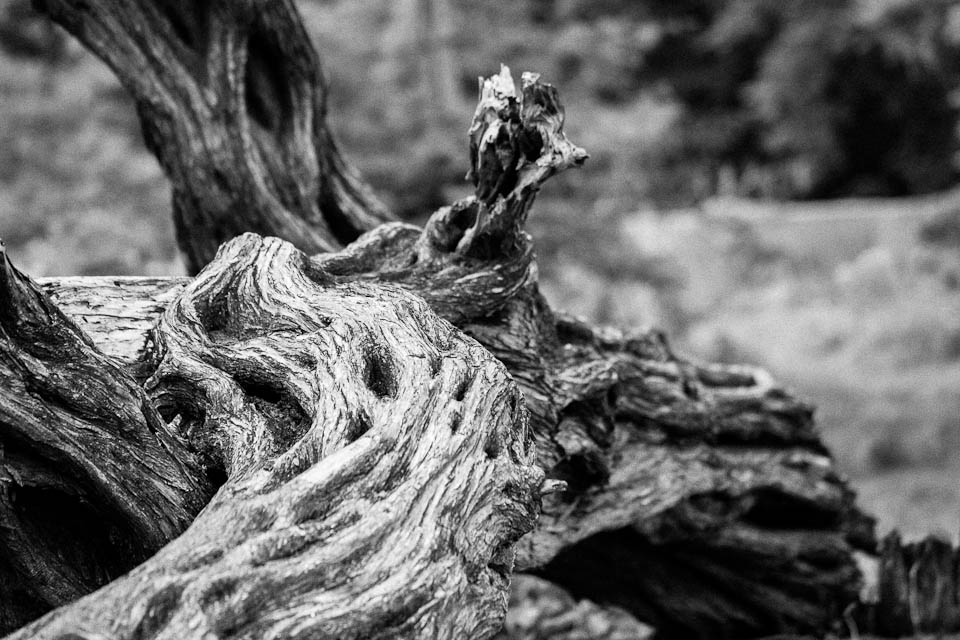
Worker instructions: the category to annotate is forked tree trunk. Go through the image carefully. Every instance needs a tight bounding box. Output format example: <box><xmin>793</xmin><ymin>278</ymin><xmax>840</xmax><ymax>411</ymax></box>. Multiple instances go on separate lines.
<box><xmin>2</xmin><ymin>1</ymin><xmax>958</xmax><ymax>638</ymax></box>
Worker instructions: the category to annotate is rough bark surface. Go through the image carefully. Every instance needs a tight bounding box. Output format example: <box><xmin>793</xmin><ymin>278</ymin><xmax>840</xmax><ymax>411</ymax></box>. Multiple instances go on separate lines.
<box><xmin>34</xmin><ymin>0</ymin><xmax>392</xmax><ymax>274</ymax></box>
<box><xmin>5</xmin><ymin>68</ymin><xmax>891</xmax><ymax>639</ymax></box>
<box><xmin>0</xmin><ymin>243</ymin><xmax>211</xmax><ymax>633</ymax></box>
<box><xmin>6</xmin><ymin>233</ymin><xmax>544</xmax><ymax>639</ymax></box>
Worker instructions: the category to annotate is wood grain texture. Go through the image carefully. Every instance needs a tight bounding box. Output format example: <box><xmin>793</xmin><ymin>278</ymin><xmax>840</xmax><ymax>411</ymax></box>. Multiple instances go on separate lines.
<box><xmin>35</xmin><ymin>0</ymin><xmax>392</xmax><ymax>273</ymax></box>
<box><xmin>28</xmin><ymin>69</ymin><xmax>881</xmax><ymax>639</ymax></box>
<box><xmin>9</xmin><ymin>233</ymin><xmax>544</xmax><ymax>640</ymax></box>
<box><xmin>0</xmin><ymin>245</ymin><xmax>210</xmax><ymax>634</ymax></box>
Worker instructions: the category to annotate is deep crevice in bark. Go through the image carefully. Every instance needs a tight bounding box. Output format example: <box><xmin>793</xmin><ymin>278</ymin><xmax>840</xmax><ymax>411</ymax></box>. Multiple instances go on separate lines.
<box><xmin>244</xmin><ymin>30</ymin><xmax>292</xmax><ymax>134</ymax></box>
<box><xmin>5</xmin><ymin>0</ymin><xmax>958</xmax><ymax>630</ymax></box>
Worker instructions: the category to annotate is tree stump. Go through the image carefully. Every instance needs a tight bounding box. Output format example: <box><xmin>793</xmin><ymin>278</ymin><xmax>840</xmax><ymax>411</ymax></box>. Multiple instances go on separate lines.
<box><xmin>3</xmin><ymin>1</ymin><xmax>956</xmax><ymax>637</ymax></box>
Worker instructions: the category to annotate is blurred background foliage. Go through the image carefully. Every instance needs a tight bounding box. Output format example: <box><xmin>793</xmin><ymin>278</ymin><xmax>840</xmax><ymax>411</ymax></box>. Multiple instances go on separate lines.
<box><xmin>2</xmin><ymin>0</ymin><xmax>960</xmax><ymax>540</ymax></box>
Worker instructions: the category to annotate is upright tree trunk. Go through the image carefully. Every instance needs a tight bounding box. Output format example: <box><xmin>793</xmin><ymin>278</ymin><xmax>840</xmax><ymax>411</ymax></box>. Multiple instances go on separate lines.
<box><xmin>4</xmin><ymin>1</ymin><xmax>958</xmax><ymax>638</ymax></box>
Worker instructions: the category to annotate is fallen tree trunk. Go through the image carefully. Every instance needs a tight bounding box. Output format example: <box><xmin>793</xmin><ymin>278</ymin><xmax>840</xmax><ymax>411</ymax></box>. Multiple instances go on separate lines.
<box><xmin>4</xmin><ymin>232</ymin><xmax>543</xmax><ymax>639</ymax></box>
<box><xmin>4</xmin><ymin>66</ymin><xmax>886</xmax><ymax>639</ymax></box>
<box><xmin>33</xmin><ymin>259</ymin><xmax>879</xmax><ymax>639</ymax></box>
<box><xmin>6</xmin><ymin>0</ymin><xmax>957</xmax><ymax>637</ymax></box>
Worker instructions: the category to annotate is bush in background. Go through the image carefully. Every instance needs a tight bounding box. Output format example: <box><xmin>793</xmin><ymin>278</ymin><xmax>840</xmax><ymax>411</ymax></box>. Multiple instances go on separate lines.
<box><xmin>630</xmin><ymin>0</ymin><xmax>960</xmax><ymax>203</ymax></box>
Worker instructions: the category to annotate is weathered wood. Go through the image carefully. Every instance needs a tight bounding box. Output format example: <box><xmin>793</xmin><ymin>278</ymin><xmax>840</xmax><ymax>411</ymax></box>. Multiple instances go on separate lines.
<box><xmin>39</xmin><ymin>267</ymin><xmax>877</xmax><ymax>639</ymax></box>
<box><xmin>0</xmin><ymin>244</ymin><xmax>211</xmax><ymax>634</ymax></box>
<box><xmin>1</xmin><ymin>0</ymin><xmax>928</xmax><ymax>628</ymax></box>
<box><xmin>7</xmin><ymin>233</ymin><xmax>544</xmax><ymax>640</ymax></box>
<box><xmin>23</xmin><ymin>69</ymin><xmax>880</xmax><ymax>639</ymax></box>
<box><xmin>35</xmin><ymin>0</ymin><xmax>392</xmax><ymax>274</ymax></box>
<box><xmin>40</xmin><ymin>276</ymin><xmax>190</xmax><ymax>381</ymax></box>
<box><xmin>855</xmin><ymin>531</ymin><xmax>960</xmax><ymax>636</ymax></box>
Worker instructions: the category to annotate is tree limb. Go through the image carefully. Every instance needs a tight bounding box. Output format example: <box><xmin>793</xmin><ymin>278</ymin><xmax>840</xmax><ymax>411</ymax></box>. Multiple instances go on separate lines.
<box><xmin>0</xmin><ymin>243</ymin><xmax>211</xmax><ymax>633</ymax></box>
<box><xmin>29</xmin><ymin>68</ymin><xmax>879</xmax><ymax>639</ymax></box>
<box><xmin>34</xmin><ymin>0</ymin><xmax>392</xmax><ymax>273</ymax></box>
<box><xmin>6</xmin><ymin>233</ymin><xmax>544</xmax><ymax>639</ymax></box>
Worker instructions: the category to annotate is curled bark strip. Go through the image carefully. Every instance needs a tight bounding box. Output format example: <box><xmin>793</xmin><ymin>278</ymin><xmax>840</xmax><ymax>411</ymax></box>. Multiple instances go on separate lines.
<box><xmin>11</xmin><ymin>234</ymin><xmax>543</xmax><ymax>640</ymax></box>
<box><xmin>35</xmin><ymin>0</ymin><xmax>392</xmax><ymax>273</ymax></box>
<box><xmin>0</xmin><ymin>243</ymin><xmax>210</xmax><ymax>634</ymax></box>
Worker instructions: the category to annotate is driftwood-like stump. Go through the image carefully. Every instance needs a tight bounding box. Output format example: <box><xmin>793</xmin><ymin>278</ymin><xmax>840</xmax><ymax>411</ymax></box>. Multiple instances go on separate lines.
<box><xmin>2</xmin><ymin>64</ymin><xmax>899</xmax><ymax>639</ymax></box>
<box><xmin>5</xmin><ymin>0</ymin><xmax>958</xmax><ymax>636</ymax></box>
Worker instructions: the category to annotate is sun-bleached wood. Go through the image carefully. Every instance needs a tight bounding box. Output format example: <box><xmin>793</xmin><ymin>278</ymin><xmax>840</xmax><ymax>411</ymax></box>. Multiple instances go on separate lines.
<box><xmin>7</xmin><ymin>231</ymin><xmax>545</xmax><ymax>639</ymax></box>
<box><xmin>5</xmin><ymin>68</ymin><xmax>893</xmax><ymax>639</ymax></box>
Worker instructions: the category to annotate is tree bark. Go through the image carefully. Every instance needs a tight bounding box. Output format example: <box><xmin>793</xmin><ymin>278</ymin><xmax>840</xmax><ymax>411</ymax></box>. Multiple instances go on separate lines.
<box><xmin>8</xmin><ymin>0</ymin><xmax>958</xmax><ymax>636</ymax></box>
<box><xmin>4</xmin><ymin>231</ymin><xmax>544</xmax><ymax>640</ymax></box>
<box><xmin>33</xmin><ymin>0</ymin><xmax>392</xmax><ymax>274</ymax></box>
<box><xmin>3</xmin><ymin>64</ymin><xmax>900</xmax><ymax>639</ymax></box>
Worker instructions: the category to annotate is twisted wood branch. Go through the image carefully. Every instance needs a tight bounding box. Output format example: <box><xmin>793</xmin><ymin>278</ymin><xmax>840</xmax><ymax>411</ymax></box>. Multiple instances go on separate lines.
<box><xmin>6</xmin><ymin>232</ymin><xmax>543</xmax><ymax>639</ymax></box>
<box><xmin>7</xmin><ymin>68</ymin><xmax>885</xmax><ymax>639</ymax></box>
<box><xmin>35</xmin><ymin>0</ymin><xmax>392</xmax><ymax>273</ymax></box>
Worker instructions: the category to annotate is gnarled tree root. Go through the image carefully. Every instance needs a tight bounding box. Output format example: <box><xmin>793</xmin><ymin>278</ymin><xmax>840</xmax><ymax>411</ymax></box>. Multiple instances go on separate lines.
<box><xmin>2</xmin><ymin>234</ymin><xmax>543</xmax><ymax>639</ymax></box>
<box><xmin>3</xmin><ymin>68</ymin><xmax>897</xmax><ymax>639</ymax></box>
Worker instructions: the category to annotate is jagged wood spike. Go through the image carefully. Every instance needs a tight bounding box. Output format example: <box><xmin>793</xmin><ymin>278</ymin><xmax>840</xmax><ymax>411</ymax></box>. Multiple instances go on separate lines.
<box><xmin>859</xmin><ymin>531</ymin><xmax>960</xmax><ymax>635</ymax></box>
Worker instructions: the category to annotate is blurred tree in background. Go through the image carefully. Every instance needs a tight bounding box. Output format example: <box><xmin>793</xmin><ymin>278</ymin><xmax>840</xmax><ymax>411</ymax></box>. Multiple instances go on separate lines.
<box><xmin>557</xmin><ymin>0</ymin><xmax>960</xmax><ymax>203</ymax></box>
